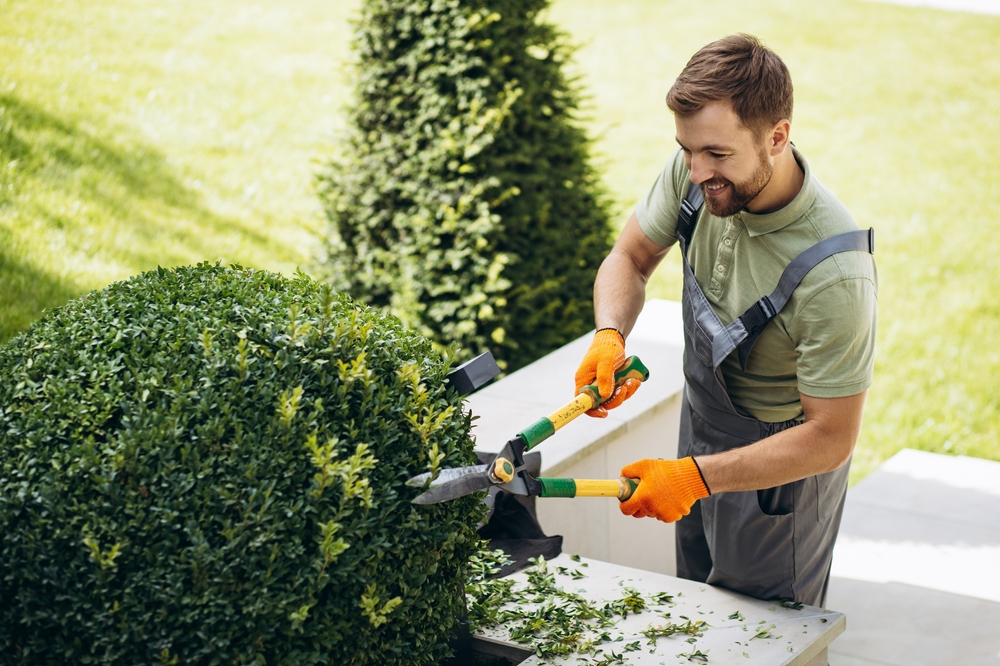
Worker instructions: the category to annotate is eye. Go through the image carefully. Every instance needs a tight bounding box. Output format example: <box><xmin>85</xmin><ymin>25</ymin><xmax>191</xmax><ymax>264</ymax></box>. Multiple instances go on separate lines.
<box><xmin>710</xmin><ymin>152</ymin><xmax>727</xmax><ymax>159</ymax></box>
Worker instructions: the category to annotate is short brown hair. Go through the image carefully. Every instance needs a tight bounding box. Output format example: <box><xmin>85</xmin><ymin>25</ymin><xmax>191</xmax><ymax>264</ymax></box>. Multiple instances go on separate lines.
<box><xmin>666</xmin><ymin>34</ymin><xmax>793</xmax><ymax>137</ymax></box>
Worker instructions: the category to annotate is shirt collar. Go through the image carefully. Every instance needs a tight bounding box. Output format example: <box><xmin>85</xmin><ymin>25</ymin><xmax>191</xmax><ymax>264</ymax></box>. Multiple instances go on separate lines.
<box><xmin>739</xmin><ymin>145</ymin><xmax>815</xmax><ymax>237</ymax></box>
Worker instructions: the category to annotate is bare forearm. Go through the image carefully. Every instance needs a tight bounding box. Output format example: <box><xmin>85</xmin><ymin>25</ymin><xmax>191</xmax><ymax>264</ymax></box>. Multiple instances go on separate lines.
<box><xmin>594</xmin><ymin>212</ymin><xmax>669</xmax><ymax>338</ymax></box>
<box><xmin>593</xmin><ymin>251</ymin><xmax>649</xmax><ymax>338</ymax></box>
<box><xmin>695</xmin><ymin>424</ymin><xmax>848</xmax><ymax>493</ymax></box>
<box><xmin>695</xmin><ymin>391</ymin><xmax>867</xmax><ymax>493</ymax></box>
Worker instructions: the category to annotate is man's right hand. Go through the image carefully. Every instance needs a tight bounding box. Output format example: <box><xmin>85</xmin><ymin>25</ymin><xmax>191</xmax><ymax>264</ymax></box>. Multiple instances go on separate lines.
<box><xmin>575</xmin><ymin>328</ymin><xmax>629</xmax><ymax>418</ymax></box>
<box><xmin>618</xmin><ymin>457</ymin><xmax>710</xmax><ymax>522</ymax></box>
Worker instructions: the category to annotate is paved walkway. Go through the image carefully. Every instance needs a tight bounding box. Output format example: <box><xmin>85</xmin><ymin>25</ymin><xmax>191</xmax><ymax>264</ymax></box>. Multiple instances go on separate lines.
<box><xmin>826</xmin><ymin>449</ymin><xmax>1000</xmax><ymax>665</ymax></box>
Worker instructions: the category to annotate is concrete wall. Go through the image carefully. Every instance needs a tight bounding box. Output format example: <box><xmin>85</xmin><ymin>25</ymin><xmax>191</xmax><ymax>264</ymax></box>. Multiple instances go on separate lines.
<box><xmin>466</xmin><ymin>299</ymin><xmax>686</xmax><ymax>575</ymax></box>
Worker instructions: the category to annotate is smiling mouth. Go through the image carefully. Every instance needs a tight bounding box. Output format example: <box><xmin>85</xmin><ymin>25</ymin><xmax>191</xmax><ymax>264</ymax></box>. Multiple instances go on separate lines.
<box><xmin>704</xmin><ymin>182</ymin><xmax>729</xmax><ymax>195</ymax></box>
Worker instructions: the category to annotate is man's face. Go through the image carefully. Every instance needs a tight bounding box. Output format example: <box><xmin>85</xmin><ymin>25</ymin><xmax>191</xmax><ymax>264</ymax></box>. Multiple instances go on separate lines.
<box><xmin>675</xmin><ymin>101</ymin><xmax>774</xmax><ymax>218</ymax></box>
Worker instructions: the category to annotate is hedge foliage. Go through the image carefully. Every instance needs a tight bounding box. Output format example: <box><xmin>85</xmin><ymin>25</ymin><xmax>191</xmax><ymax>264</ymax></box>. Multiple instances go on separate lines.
<box><xmin>0</xmin><ymin>263</ymin><xmax>483</xmax><ymax>665</ymax></box>
<box><xmin>319</xmin><ymin>0</ymin><xmax>615</xmax><ymax>372</ymax></box>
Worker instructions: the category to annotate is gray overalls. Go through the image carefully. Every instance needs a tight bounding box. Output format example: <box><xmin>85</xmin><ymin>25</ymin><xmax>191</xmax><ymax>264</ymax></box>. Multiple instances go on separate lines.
<box><xmin>673</xmin><ymin>183</ymin><xmax>874</xmax><ymax>607</ymax></box>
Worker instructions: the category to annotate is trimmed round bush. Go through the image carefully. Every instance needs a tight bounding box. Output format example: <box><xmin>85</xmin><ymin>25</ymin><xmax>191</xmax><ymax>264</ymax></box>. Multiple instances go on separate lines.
<box><xmin>0</xmin><ymin>264</ymin><xmax>483</xmax><ymax>665</ymax></box>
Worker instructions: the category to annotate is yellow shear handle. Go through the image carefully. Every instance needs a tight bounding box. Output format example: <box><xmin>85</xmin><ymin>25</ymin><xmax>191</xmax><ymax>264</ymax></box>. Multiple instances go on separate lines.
<box><xmin>538</xmin><ymin>477</ymin><xmax>640</xmax><ymax>501</ymax></box>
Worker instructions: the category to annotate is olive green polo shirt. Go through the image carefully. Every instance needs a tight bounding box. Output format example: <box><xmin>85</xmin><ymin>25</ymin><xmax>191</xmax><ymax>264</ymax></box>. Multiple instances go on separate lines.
<box><xmin>635</xmin><ymin>146</ymin><xmax>877</xmax><ymax>423</ymax></box>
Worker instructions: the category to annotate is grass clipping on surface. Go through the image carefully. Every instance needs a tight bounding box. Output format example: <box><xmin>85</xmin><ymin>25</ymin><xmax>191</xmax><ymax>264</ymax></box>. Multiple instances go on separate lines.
<box><xmin>468</xmin><ymin>553</ymin><xmax>813</xmax><ymax>664</ymax></box>
<box><xmin>467</xmin><ymin>553</ymin><xmax>705</xmax><ymax>664</ymax></box>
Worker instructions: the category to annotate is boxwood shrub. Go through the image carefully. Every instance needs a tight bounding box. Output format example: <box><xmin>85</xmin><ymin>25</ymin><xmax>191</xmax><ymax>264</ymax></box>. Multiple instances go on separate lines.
<box><xmin>319</xmin><ymin>0</ymin><xmax>615</xmax><ymax>373</ymax></box>
<box><xmin>0</xmin><ymin>263</ymin><xmax>483</xmax><ymax>665</ymax></box>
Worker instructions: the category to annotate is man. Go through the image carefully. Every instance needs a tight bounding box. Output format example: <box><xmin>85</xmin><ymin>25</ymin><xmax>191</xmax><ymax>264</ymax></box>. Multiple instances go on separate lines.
<box><xmin>574</xmin><ymin>34</ymin><xmax>877</xmax><ymax>607</ymax></box>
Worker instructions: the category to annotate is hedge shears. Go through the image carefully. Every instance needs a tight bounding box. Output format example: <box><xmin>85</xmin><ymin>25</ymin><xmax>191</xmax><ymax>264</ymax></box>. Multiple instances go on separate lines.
<box><xmin>407</xmin><ymin>356</ymin><xmax>649</xmax><ymax>504</ymax></box>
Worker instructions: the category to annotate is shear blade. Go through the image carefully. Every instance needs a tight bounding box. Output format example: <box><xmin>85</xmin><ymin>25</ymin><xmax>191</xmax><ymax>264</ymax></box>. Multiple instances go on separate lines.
<box><xmin>410</xmin><ymin>465</ymin><xmax>493</xmax><ymax>504</ymax></box>
<box><xmin>406</xmin><ymin>464</ymin><xmax>487</xmax><ymax>488</ymax></box>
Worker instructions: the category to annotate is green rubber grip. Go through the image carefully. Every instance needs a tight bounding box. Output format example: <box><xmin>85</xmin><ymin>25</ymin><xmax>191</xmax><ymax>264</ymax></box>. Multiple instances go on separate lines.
<box><xmin>580</xmin><ymin>355</ymin><xmax>650</xmax><ymax>405</ymax></box>
<box><xmin>538</xmin><ymin>478</ymin><xmax>577</xmax><ymax>498</ymax></box>
<box><xmin>616</xmin><ymin>355</ymin><xmax>649</xmax><ymax>383</ymax></box>
<box><xmin>518</xmin><ymin>417</ymin><xmax>556</xmax><ymax>449</ymax></box>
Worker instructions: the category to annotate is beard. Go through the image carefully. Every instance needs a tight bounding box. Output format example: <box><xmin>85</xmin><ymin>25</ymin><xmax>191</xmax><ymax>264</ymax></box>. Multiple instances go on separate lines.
<box><xmin>701</xmin><ymin>148</ymin><xmax>773</xmax><ymax>217</ymax></box>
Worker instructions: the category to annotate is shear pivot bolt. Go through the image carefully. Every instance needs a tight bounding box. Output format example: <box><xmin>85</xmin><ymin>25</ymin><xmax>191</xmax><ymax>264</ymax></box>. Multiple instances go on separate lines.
<box><xmin>491</xmin><ymin>458</ymin><xmax>515</xmax><ymax>484</ymax></box>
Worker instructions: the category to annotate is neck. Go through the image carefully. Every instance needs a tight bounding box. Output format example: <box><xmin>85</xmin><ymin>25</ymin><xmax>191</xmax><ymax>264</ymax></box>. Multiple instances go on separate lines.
<box><xmin>746</xmin><ymin>147</ymin><xmax>803</xmax><ymax>214</ymax></box>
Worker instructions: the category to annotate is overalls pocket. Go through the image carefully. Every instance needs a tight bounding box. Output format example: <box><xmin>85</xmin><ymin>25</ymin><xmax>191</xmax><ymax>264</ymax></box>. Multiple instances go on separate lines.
<box><xmin>704</xmin><ymin>490</ymin><xmax>796</xmax><ymax>587</ymax></box>
<box><xmin>757</xmin><ymin>479</ymin><xmax>801</xmax><ymax>516</ymax></box>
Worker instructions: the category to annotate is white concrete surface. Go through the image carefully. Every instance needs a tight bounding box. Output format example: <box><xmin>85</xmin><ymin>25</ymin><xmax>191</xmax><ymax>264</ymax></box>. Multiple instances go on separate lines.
<box><xmin>477</xmin><ymin>554</ymin><xmax>845</xmax><ymax>666</ymax></box>
<box><xmin>827</xmin><ymin>578</ymin><xmax>1000</xmax><ymax>666</ymax></box>
<box><xmin>831</xmin><ymin>450</ymin><xmax>1000</xmax><ymax>603</ymax></box>
<box><xmin>828</xmin><ymin>449</ymin><xmax>1000</xmax><ymax>665</ymax></box>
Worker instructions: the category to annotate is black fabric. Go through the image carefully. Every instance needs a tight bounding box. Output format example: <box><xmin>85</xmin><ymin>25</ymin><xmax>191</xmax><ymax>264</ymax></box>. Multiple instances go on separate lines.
<box><xmin>675</xmin><ymin>182</ymin><xmax>704</xmax><ymax>246</ymax></box>
<box><xmin>443</xmin><ymin>616</ymin><xmax>472</xmax><ymax>665</ymax></box>
<box><xmin>475</xmin><ymin>450</ymin><xmax>562</xmax><ymax>578</ymax></box>
<box><xmin>478</xmin><ymin>491</ymin><xmax>563</xmax><ymax>578</ymax></box>
<box><xmin>444</xmin><ymin>452</ymin><xmax>564</xmax><ymax>665</ymax></box>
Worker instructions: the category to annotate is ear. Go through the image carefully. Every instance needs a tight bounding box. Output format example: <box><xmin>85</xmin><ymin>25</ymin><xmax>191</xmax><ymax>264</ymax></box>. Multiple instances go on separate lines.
<box><xmin>767</xmin><ymin>119</ymin><xmax>792</xmax><ymax>157</ymax></box>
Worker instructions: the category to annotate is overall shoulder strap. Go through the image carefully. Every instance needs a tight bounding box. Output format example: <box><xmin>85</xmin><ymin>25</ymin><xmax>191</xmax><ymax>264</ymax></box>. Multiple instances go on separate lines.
<box><xmin>734</xmin><ymin>228</ymin><xmax>875</xmax><ymax>371</ymax></box>
<box><xmin>675</xmin><ymin>182</ymin><xmax>704</xmax><ymax>249</ymax></box>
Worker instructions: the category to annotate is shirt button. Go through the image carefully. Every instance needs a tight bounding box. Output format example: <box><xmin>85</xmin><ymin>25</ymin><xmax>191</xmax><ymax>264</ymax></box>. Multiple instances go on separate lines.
<box><xmin>724</xmin><ymin>239</ymin><xmax>732</xmax><ymax>246</ymax></box>
<box><xmin>717</xmin><ymin>265</ymin><xmax>725</xmax><ymax>272</ymax></box>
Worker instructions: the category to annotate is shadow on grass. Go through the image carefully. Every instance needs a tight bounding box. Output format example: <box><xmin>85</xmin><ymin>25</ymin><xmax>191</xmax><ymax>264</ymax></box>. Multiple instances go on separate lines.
<box><xmin>0</xmin><ymin>92</ymin><xmax>293</xmax><ymax>342</ymax></box>
<box><xmin>0</xmin><ymin>243</ymin><xmax>81</xmax><ymax>344</ymax></box>
<box><xmin>2</xmin><ymin>92</ymin><xmax>204</xmax><ymax>213</ymax></box>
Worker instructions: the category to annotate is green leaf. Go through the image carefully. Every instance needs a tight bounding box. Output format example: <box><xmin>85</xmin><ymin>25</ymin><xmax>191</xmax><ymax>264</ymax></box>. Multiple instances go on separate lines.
<box><xmin>317</xmin><ymin>0</ymin><xmax>614</xmax><ymax>373</ymax></box>
<box><xmin>0</xmin><ymin>264</ymin><xmax>483</xmax><ymax>665</ymax></box>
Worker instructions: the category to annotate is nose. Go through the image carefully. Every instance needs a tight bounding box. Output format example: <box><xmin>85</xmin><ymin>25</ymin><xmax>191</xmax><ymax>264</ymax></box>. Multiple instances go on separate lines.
<box><xmin>688</xmin><ymin>154</ymin><xmax>714</xmax><ymax>185</ymax></box>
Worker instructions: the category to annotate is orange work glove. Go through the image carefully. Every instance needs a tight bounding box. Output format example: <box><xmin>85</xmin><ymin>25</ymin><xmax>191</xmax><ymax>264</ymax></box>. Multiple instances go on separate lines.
<box><xmin>574</xmin><ymin>328</ymin><xmax>630</xmax><ymax>418</ymax></box>
<box><xmin>619</xmin><ymin>457</ymin><xmax>711</xmax><ymax>523</ymax></box>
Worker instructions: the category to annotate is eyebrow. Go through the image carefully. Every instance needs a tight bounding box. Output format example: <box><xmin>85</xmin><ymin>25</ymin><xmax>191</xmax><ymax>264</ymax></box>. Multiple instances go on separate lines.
<box><xmin>675</xmin><ymin>138</ymin><xmax>736</xmax><ymax>153</ymax></box>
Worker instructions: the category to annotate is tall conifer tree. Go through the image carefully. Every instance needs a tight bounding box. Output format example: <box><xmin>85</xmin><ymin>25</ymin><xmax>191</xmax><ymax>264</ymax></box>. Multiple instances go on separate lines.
<box><xmin>319</xmin><ymin>0</ymin><xmax>614</xmax><ymax>371</ymax></box>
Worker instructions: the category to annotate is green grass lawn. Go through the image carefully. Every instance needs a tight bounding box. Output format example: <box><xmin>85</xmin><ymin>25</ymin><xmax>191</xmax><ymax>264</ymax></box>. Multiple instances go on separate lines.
<box><xmin>2</xmin><ymin>0</ymin><xmax>998</xmax><ymax>482</ymax></box>
<box><xmin>0</xmin><ymin>0</ymin><xmax>355</xmax><ymax>333</ymax></box>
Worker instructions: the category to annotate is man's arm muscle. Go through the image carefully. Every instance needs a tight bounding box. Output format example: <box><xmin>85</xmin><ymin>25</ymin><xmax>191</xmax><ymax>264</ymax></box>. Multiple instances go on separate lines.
<box><xmin>594</xmin><ymin>212</ymin><xmax>671</xmax><ymax>337</ymax></box>
<box><xmin>695</xmin><ymin>391</ymin><xmax>867</xmax><ymax>493</ymax></box>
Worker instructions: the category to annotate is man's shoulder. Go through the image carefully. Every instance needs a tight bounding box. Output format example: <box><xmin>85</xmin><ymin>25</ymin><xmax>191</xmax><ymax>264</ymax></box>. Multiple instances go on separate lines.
<box><xmin>777</xmin><ymin>176</ymin><xmax>877</xmax><ymax>399</ymax></box>
<box><xmin>802</xmin><ymin>178</ymin><xmax>875</xmax><ymax>285</ymax></box>
<box><xmin>635</xmin><ymin>148</ymin><xmax>690</xmax><ymax>246</ymax></box>
<box><xmin>764</xmin><ymin>174</ymin><xmax>873</xmax><ymax>287</ymax></box>
<box><xmin>806</xmin><ymin>176</ymin><xmax>858</xmax><ymax>235</ymax></box>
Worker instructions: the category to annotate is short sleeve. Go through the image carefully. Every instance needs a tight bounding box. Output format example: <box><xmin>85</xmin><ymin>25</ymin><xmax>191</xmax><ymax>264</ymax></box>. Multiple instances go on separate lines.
<box><xmin>792</xmin><ymin>276</ymin><xmax>878</xmax><ymax>398</ymax></box>
<box><xmin>635</xmin><ymin>149</ymin><xmax>688</xmax><ymax>248</ymax></box>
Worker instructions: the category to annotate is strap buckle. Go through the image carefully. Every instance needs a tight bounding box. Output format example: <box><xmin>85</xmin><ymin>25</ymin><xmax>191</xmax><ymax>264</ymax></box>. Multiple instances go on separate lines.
<box><xmin>746</xmin><ymin>296</ymin><xmax>776</xmax><ymax>336</ymax></box>
<box><xmin>679</xmin><ymin>200</ymin><xmax>698</xmax><ymax>224</ymax></box>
